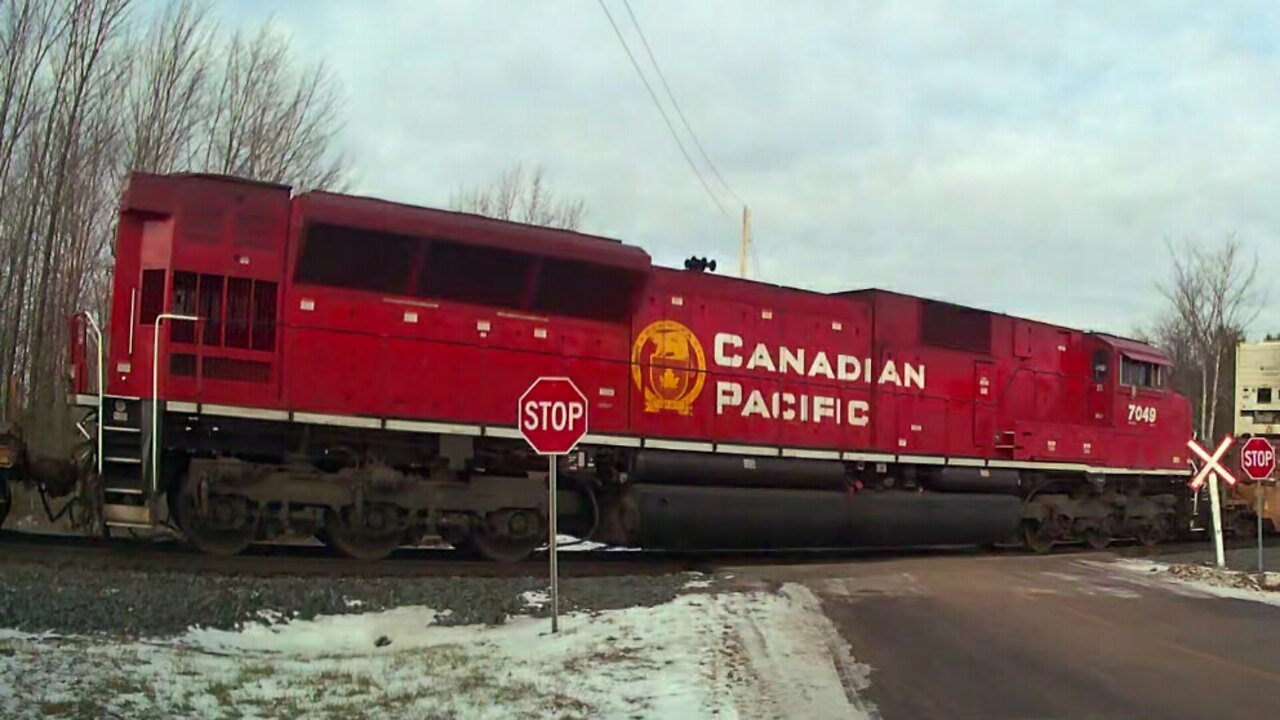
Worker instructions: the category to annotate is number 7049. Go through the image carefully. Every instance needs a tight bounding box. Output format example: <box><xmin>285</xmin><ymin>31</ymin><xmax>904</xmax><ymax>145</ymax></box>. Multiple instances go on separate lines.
<box><xmin>1127</xmin><ymin>404</ymin><xmax>1156</xmax><ymax>423</ymax></box>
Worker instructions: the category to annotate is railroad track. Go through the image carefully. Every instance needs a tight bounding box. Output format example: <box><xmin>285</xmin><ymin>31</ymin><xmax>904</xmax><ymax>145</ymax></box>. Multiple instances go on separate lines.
<box><xmin>0</xmin><ymin>530</ymin><xmax>691</xmax><ymax>578</ymax></box>
<box><xmin>2</xmin><ymin>526</ymin><xmax>1273</xmax><ymax>578</ymax></box>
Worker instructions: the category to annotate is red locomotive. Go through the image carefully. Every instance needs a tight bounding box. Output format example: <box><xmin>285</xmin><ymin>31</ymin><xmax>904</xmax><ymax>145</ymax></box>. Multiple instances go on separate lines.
<box><xmin>8</xmin><ymin>171</ymin><xmax>1196</xmax><ymax>560</ymax></box>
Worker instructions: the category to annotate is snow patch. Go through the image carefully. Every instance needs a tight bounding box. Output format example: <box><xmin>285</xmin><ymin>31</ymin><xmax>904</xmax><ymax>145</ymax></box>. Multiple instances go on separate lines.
<box><xmin>1101</xmin><ymin>559</ymin><xmax>1280</xmax><ymax>608</ymax></box>
<box><xmin>519</xmin><ymin>590</ymin><xmax>549</xmax><ymax>610</ymax></box>
<box><xmin>539</xmin><ymin>534</ymin><xmax>642</xmax><ymax>552</ymax></box>
<box><xmin>253</xmin><ymin>608</ymin><xmax>288</xmax><ymax>626</ymax></box>
<box><xmin>682</xmin><ymin>572</ymin><xmax>715</xmax><ymax>590</ymax></box>
<box><xmin>0</xmin><ymin>584</ymin><xmax>876</xmax><ymax>719</ymax></box>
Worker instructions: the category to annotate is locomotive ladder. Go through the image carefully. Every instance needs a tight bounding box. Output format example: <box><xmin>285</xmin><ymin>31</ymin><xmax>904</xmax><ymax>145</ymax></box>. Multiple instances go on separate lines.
<box><xmin>75</xmin><ymin>311</ymin><xmax>153</xmax><ymax>531</ymax></box>
<box><xmin>98</xmin><ymin>396</ymin><xmax>150</xmax><ymax>530</ymax></box>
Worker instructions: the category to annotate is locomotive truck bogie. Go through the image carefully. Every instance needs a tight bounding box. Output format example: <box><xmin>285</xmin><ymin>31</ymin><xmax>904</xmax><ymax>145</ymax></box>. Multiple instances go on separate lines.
<box><xmin>176</xmin><ymin>455</ymin><xmax>554</xmax><ymax>560</ymax></box>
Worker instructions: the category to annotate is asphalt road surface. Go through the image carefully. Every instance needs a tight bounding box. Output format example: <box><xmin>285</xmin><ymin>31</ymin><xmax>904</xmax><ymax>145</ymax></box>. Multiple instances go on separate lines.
<box><xmin>725</xmin><ymin>553</ymin><xmax>1280</xmax><ymax>720</ymax></box>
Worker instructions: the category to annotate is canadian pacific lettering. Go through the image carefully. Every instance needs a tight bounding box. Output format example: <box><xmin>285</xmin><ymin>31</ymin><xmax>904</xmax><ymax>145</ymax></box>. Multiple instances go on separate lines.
<box><xmin>711</xmin><ymin>332</ymin><xmax>925</xmax><ymax>426</ymax></box>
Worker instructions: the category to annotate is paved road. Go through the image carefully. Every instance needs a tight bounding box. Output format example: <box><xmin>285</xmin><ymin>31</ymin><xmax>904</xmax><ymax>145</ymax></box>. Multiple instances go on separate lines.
<box><xmin>723</xmin><ymin>553</ymin><xmax>1280</xmax><ymax>720</ymax></box>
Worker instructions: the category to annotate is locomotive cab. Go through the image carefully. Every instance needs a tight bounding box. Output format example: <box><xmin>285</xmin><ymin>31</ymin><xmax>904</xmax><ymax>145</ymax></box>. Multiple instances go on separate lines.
<box><xmin>1085</xmin><ymin>334</ymin><xmax>1190</xmax><ymax>477</ymax></box>
<box><xmin>1094</xmin><ymin>334</ymin><xmax>1177</xmax><ymax>430</ymax></box>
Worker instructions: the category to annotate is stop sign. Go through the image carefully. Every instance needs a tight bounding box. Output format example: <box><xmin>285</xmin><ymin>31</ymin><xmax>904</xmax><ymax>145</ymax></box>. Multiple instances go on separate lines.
<box><xmin>518</xmin><ymin>377</ymin><xmax>589</xmax><ymax>455</ymax></box>
<box><xmin>1240</xmin><ymin>436</ymin><xmax>1276</xmax><ymax>481</ymax></box>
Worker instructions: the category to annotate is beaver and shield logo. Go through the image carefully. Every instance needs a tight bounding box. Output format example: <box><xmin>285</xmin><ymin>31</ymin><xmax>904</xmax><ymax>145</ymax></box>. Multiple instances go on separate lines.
<box><xmin>630</xmin><ymin>320</ymin><xmax>706</xmax><ymax>415</ymax></box>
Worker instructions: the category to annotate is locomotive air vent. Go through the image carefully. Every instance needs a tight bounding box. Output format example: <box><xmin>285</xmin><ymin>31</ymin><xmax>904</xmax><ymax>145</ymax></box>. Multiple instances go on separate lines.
<box><xmin>921</xmin><ymin>301</ymin><xmax>992</xmax><ymax>354</ymax></box>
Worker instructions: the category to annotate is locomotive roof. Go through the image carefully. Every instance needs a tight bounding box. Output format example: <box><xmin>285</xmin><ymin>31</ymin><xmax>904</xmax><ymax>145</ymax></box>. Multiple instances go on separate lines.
<box><xmin>846</xmin><ymin>290</ymin><xmax>1169</xmax><ymax>359</ymax></box>
<box><xmin>294</xmin><ymin>188</ymin><xmax>653</xmax><ymax>272</ymax></box>
<box><xmin>670</xmin><ymin>274</ymin><xmax>1167</xmax><ymax>358</ymax></box>
<box><xmin>134</xmin><ymin>171</ymin><xmax>1167</xmax><ymax>360</ymax></box>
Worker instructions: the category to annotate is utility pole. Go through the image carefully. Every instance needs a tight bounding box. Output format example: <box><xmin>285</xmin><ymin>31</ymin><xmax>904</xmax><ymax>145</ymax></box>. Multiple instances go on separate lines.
<box><xmin>739</xmin><ymin>205</ymin><xmax>751</xmax><ymax>279</ymax></box>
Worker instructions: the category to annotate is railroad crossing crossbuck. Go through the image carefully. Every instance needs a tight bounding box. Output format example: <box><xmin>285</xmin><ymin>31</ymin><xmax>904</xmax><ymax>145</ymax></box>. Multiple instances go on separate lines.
<box><xmin>1187</xmin><ymin>436</ymin><xmax>1237</xmax><ymax>491</ymax></box>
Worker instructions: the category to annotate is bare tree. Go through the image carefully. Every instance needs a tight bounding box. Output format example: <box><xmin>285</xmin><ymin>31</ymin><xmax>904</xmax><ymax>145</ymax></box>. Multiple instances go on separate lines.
<box><xmin>451</xmin><ymin>163</ymin><xmax>586</xmax><ymax>230</ymax></box>
<box><xmin>0</xmin><ymin>0</ymin><xmax>67</xmax><ymax>397</ymax></box>
<box><xmin>0</xmin><ymin>0</ymin><xmax>352</xmax><ymax>449</ymax></box>
<box><xmin>1153</xmin><ymin>234</ymin><xmax>1262</xmax><ymax>441</ymax></box>
<box><xmin>123</xmin><ymin>0</ymin><xmax>212</xmax><ymax>172</ymax></box>
<box><xmin>200</xmin><ymin>21</ymin><xmax>347</xmax><ymax>190</ymax></box>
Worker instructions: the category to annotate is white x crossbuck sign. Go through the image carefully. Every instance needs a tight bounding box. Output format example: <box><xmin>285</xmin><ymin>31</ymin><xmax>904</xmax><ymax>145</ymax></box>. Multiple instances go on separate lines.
<box><xmin>1187</xmin><ymin>436</ymin><xmax>1237</xmax><ymax>491</ymax></box>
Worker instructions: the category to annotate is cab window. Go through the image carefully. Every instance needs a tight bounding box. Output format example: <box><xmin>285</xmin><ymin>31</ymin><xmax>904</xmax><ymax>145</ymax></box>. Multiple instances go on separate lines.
<box><xmin>1120</xmin><ymin>356</ymin><xmax>1163</xmax><ymax>389</ymax></box>
<box><xmin>1092</xmin><ymin>350</ymin><xmax>1109</xmax><ymax>383</ymax></box>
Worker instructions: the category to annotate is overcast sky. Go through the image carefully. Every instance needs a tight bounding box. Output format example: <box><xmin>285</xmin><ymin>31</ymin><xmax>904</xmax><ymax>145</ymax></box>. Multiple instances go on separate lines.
<box><xmin>214</xmin><ymin>0</ymin><xmax>1280</xmax><ymax>339</ymax></box>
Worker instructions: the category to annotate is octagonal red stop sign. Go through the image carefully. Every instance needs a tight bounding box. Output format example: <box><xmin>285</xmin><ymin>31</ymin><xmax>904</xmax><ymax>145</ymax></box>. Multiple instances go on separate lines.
<box><xmin>1240</xmin><ymin>436</ymin><xmax>1276</xmax><ymax>481</ymax></box>
<box><xmin>518</xmin><ymin>377</ymin><xmax>589</xmax><ymax>455</ymax></box>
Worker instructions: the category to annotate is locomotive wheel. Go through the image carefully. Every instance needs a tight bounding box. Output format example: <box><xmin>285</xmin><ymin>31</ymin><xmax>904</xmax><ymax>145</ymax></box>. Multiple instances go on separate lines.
<box><xmin>469</xmin><ymin>530</ymin><xmax>541</xmax><ymax>563</ymax></box>
<box><xmin>467</xmin><ymin>510</ymin><xmax>546</xmax><ymax>563</ymax></box>
<box><xmin>1022</xmin><ymin>522</ymin><xmax>1055</xmax><ymax>554</ymax></box>
<box><xmin>323</xmin><ymin>504</ymin><xmax>405</xmax><ymax>561</ymax></box>
<box><xmin>174</xmin><ymin>474</ymin><xmax>256</xmax><ymax>556</ymax></box>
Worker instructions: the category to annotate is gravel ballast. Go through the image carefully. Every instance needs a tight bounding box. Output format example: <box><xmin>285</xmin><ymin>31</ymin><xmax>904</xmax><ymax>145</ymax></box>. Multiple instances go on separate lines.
<box><xmin>1142</xmin><ymin>543</ymin><xmax>1280</xmax><ymax>573</ymax></box>
<box><xmin>0</xmin><ymin>560</ymin><xmax>700</xmax><ymax>637</ymax></box>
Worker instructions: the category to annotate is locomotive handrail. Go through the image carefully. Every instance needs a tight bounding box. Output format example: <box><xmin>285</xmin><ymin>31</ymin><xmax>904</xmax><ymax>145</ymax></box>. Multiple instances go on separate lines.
<box><xmin>75</xmin><ymin>311</ymin><xmax>104</xmax><ymax>480</ymax></box>
<box><xmin>152</xmin><ymin>313</ymin><xmax>199</xmax><ymax>496</ymax></box>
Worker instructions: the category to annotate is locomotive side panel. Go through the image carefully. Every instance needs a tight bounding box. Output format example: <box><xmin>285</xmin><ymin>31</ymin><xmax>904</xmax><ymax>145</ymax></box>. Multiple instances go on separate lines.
<box><xmin>628</xmin><ymin>270</ymin><xmax>876</xmax><ymax>453</ymax></box>
<box><xmin>278</xmin><ymin>195</ymin><xmax>647</xmax><ymax>431</ymax></box>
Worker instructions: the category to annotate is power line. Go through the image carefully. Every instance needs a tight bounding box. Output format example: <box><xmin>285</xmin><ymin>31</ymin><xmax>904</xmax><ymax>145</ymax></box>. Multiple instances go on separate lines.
<box><xmin>595</xmin><ymin>0</ymin><xmax>731</xmax><ymax>219</ymax></box>
<box><xmin>620</xmin><ymin>0</ymin><xmax>744</xmax><ymax>206</ymax></box>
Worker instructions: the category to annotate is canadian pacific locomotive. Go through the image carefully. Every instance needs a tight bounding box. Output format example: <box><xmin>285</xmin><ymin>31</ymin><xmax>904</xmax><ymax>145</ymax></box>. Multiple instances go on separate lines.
<box><xmin>0</xmin><ymin>172</ymin><xmax>1197</xmax><ymax>561</ymax></box>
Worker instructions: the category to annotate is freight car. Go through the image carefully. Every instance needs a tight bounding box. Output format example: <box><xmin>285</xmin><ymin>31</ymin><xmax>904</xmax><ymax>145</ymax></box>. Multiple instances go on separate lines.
<box><xmin>1224</xmin><ymin>339</ymin><xmax>1280</xmax><ymax>536</ymax></box>
<box><xmin>2</xmin><ymin>172</ymin><xmax>1196</xmax><ymax>561</ymax></box>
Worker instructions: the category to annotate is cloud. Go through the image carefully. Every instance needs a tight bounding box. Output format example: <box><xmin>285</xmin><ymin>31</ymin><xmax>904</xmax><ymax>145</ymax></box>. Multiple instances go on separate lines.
<box><xmin>217</xmin><ymin>0</ymin><xmax>1280</xmax><ymax>337</ymax></box>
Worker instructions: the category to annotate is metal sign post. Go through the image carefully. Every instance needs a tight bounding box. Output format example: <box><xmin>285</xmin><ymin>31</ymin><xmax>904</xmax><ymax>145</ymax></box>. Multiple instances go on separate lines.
<box><xmin>1238</xmin><ymin>436</ymin><xmax>1275</xmax><ymax>576</ymax></box>
<box><xmin>1208</xmin><ymin>472</ymin><xmax>1226</xmax><ymax>569</ymax></box>
<box><xmin>548</xmin><ymin>456</ymin><xmax>558</xmax><ymax>632</ymax></box>
<box><xmin>1188</xmin><ymin>436</ymin><xmax>1237</xmax><ymax>569</ymax></box>
<box><xmin>517</xmin><ymin>377</ymin><xmax>589</xmax><ymax>634</ymax></box>
<box><xmin>1258</xmin><ymin>486</ymin><xmax>1265</xmax><ymax>575</ymax></box>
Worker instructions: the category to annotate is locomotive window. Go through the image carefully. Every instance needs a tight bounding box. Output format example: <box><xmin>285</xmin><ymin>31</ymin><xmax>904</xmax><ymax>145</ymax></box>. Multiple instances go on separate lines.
<box><xmin>1092</xmin><ymin>350</ymin><xmax>1109</xmax><ymax>382</ymax></box>
<box><xmin>295</xmin><ymin>223</ymin><xmax>417</xmax><ymax>294</ymax></box>
<box><xmin>198</xmin><ymin>274</ymin><xmax>223</xmax><ymax>346</ymax></box>
<box><xmin>251</xmin><ymin>281</ymin><xmax>277</xmax><ymax>351</ymax></box>
<box><xmin>418</xmin><ymin>241</ymin><xmax>532</xmax><ymax>309</ymax></box>
<box><xmin>532</xmin><ymin>259</ymin><xmax>637</xmax><ymax>322</ymax></box>
<box><xmin>139</xmin><ymin>269</ymin><xmax>165</xmax><ymax>325</ymax></box>
<box><xmin>1120</xmin><ymin>355</ymin><xmax>1163</xmax><ymax>389</ymax></box>
<box><xmin>1259</xmin><ymin>387</ymin><xmax>1273</xmax><ymax>404</ymax></box>
<box><xmin>225</xmin><ymin>278</ymin><xmax>252</xmax><ymax>349</ymax></box>
<box><xmin>170</xmin><ymin>272</ymin><xmax>197</xmax><ymax>343</ymax></box>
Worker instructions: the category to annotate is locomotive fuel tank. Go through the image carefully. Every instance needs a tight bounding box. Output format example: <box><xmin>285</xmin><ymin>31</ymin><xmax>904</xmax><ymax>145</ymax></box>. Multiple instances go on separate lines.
<box><xmin>618</xmin><ymin>483</ymin><xmax>1023</xmax><ymax>550</ymax></box>
<box><xmin>629</xmin><ymin>450</ymin><xmax>847</xmax><ymax>490</ymax></box>
<box><xmin>925</xmin><ymin>466</ymin><xmax>1021</xmax><ymax>494</ymax></box>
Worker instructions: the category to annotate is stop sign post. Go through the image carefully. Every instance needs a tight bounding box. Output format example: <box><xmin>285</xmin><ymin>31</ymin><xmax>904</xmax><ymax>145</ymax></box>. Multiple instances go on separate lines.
<box><xmin>1239</xmin><ymin>436</ymin><xmax>1275</xmax><ymax>574</ymax></box>
<box><xmin>518</xmin><ymin>377</ymin><xmax>589</xmax><ymax>633</ymax></box>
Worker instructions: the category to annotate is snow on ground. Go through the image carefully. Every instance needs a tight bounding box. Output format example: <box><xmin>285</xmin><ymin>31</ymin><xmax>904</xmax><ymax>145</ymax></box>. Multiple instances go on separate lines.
<box><xmin>1102</xmin><ymin>559</ymin><xmax>1280</xmax><ymax>608</ymax></box>
<box><xmin>0</xmin><ymin>583</ymin><xmax>876</xmax><ymax>720</ymax></box>
<box><xmin>539</xmin><ymin>534</ymin><xmax>642</xmax><ymax>552</ymax></box>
